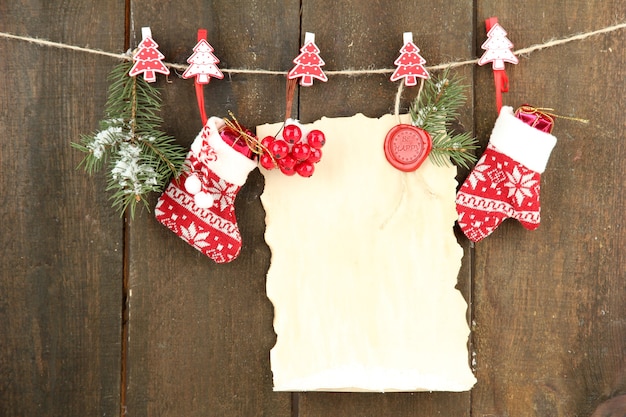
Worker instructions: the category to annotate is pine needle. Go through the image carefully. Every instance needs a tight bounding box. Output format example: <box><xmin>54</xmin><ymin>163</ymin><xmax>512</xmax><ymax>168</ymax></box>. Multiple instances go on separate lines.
<box><xmin>72</xmin><ymin>61</ymin><xmax>186</xmax><ymax>218</ymax></box>
<box><xmin>409</xmin><ymin>68</ymin><xmax>479</xmax><ymax>169</ymax></box>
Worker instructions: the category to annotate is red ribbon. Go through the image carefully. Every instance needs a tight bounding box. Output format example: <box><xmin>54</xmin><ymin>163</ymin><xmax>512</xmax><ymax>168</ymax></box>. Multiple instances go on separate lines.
<box><xmin>485</xmin><ymin>17</ymin><xmax>509</xmax><ymax>114</ymax></box>
<box><xmin>194</xmin><ymin>29</ymin><xmax>208</xmax><ymax>125</ymax></box>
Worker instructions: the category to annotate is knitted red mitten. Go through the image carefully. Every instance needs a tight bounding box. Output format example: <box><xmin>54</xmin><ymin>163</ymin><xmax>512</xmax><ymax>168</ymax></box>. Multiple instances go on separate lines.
<box><xmin>155</xmin><ymin>117</ymin><xmax>257</xmax><ymax>263</ymax></box>
<box><xmin>455</xmin><ymin>106</ymin><xmax>557</xmax><ymax>242</ymax></box>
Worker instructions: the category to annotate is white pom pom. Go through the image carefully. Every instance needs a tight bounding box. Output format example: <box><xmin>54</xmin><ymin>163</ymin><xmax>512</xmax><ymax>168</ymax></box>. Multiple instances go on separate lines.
<box><xmin>184</xmin><ymin>174</ymin><xmax>202</xmax><ymax>195</ymax></box>
<box><xmin>194</xmin><ymin>192</ymin><xmax>214</xmax><ymax>208</ymax></box>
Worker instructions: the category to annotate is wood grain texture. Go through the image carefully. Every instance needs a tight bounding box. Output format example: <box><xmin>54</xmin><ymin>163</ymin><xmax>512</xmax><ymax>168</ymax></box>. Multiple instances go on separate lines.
<box><xmin>297</xmin><ymin>1</ymin><xmax>475</xmax><ymax>416</ymax></box>
<box><xmin>591</xmin><ymin>394</ymin><xmax>626</xmax><ymax>417</ymax></box>
<box><xmin>1</xmin><ymin>1</ymin><xmax>624</xmax><ymax>416</ymax></box>
<box><xmin>471</xmin><ymin>1</ymin><xmax>626</xmax><ymax>416</ymax></box>
<box><xmin>298</xmin><ymin>0</ymin><xmax>476</xmax><ymax>123</ymax></box>
<box><xmin>124</xmin><ymin>1</ymin><xmax>298</xmax><ymax>416</ymax></box>
<box><xmin>0</xmin><ymin>2</ymin><xmax>124</xmax><ymax>416</ymax></box>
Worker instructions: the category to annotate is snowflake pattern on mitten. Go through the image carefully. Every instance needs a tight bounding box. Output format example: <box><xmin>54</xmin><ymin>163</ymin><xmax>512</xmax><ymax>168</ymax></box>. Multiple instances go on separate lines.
<box><xmin>456</xmin><ymin>145</ymin><xmax>542</xmax><ymax>242</ymax></box>
<box><xmin>455</xmin><ymin>106</ymin><xmax>557</xmax><ymax>242</ymax></box>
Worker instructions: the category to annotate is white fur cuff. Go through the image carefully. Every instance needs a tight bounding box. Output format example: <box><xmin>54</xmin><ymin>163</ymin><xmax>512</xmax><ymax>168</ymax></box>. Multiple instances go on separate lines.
<box><xmin>204</xmin><ymin>117</ymin><xmax>257</xmax><ymax>186</ymax></box>
<box><xmin>489</xmin><ymin>106</ymin><xmax>557</xmax><ymax>173</ymax></box>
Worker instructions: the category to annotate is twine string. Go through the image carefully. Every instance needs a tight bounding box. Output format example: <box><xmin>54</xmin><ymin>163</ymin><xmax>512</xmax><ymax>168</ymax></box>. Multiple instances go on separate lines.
<box><xmin>393</xmin><ymin>79</ymin><xmax>405</xmax><ymax>119</ymax></box>
<box><xmin>393</xmin><ymin>78</ymin><xmax>425</xmax><ymax>123</ymax></box>
<box><xmin>0</xmin><ymin>21</ymin><xmax>623</xmax><ymax>76</ymax></box>
<box><xmin>285</xmin><ymin>78</ymin><xmax>298</xmax><ymax>120</ymax></box>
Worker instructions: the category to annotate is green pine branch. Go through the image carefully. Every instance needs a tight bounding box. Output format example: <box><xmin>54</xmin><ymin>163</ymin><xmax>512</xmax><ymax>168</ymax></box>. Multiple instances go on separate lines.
<box><xmin>409</xmin><ymin>68</ymin><xmax>478</xmax><ymax>169</ymax></box>
<box><xmin>72</xmin><ymin>61</ymin><xmax>186</xmax><ymax>218</ymax></box>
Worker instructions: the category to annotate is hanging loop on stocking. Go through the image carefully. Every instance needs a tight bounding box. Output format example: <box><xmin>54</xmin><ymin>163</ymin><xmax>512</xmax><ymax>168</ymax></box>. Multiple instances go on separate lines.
<box><xmin>478</xmin><ymin>17</ymin><xmax>518</xmax><ymax>114</ymax></box>
<box><xmin>182</xmin><ymin>28</ymin><xmax>224</xmax><ymax>125</ymax></box>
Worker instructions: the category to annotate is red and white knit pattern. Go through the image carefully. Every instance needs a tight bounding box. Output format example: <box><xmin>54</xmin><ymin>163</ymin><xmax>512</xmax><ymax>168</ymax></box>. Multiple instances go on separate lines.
<box><xmin>456</xmin><ymin>145</ymin><xmax>541</xmax><ymax>242</ymax></box>
<box><xmin>155</xmin><ymin>169</ymin><xmax>243</xmax><ymax>262</ymax></box>
<box><xmin>455</xmin><ymin>106</ymin><xmax>556</xmax><ymax>242</ymax></box>
<box><xmin>191</xmin><ymin>124</ymin><xmax>218</xmax><ymax>186</ymax></box>
<box><xmin>155</xmin><ymin>117</ymin><xmax>256</xmax><ymax>263</ymax></box>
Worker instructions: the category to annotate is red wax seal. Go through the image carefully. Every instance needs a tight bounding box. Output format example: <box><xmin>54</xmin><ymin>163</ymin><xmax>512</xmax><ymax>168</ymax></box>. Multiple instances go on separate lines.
<box><xmin>384</xmin><ymin>124</ymin><xmax>432</xmax><ymax>172</ymax></box>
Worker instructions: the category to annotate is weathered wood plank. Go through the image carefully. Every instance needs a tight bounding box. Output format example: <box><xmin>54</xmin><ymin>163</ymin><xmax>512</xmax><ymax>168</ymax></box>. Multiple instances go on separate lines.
<box><xmin>471</xmin><ymin>1</ymin><xmax>626</xmax><ymax>416</ymax></box>
<box><xmin>297</xmin><ymin>0</ymin><xmax>475</xmax><ymax>415</ymax></box>
<box><xmin>124</xmin><ymin>1</ymin><xmax>298</xmax><ymax>416</ymax></box>
<box><xmin>2</xmin><ymin>1</ymin><xmax>622</xmax><ymax>416</ymax></box>
<box><xmin>0</xmin><ymin>2</ymin><xmax>124</xmax><ymax>416</ymax></box>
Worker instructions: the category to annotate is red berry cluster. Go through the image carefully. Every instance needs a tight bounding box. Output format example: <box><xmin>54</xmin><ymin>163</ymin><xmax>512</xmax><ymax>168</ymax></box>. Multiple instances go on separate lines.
<box><xmin>259</xmin><ymin>122</ymin><xmax>326</xmax><ymax>177</ymax></box>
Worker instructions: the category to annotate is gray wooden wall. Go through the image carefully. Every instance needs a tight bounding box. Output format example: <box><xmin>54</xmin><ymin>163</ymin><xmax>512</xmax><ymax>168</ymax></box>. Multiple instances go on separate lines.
<box><xmin>1</xmin><ymin>1</ymin><xmax>625</xmax><ymax>416</ymax></box>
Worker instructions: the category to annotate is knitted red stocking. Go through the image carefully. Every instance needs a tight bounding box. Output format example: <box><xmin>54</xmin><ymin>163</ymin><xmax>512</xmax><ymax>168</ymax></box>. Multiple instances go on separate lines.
<box><xmin>455</xmin><ymin>106</ymin><xmax>557</xmax><ymax>242</ymax></box>
<box><xmin>155</xmin><ymin>117</ymin><xmax>257</xmax><ymax>263</ymax></box>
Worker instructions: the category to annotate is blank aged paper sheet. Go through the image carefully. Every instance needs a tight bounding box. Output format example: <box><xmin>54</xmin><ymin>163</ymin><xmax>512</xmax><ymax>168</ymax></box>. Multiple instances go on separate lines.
<box><xmin>258</xmin><ymin>113</ymin><xmax>476</xmax><ymax>392</ymax></box>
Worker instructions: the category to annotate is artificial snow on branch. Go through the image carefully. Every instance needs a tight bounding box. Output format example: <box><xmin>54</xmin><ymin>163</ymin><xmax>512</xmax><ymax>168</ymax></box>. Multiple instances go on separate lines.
<box><xmin>73</xmin><ymin>61</ymin><xmax>186</xmax><ymax>218</ymax></box>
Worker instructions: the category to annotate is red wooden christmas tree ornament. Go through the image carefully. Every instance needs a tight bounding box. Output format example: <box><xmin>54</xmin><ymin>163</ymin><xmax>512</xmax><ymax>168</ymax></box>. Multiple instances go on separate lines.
<box><xmin>390</xmin><ymin>32</ymin><xmax>429</xmax><ymax>86</ymax></box>
<box><xmin>182</xmin><ymin>29</ymin><xmax>224</xmax><ymax>84</ymax></box>
<box><xmin>128</xmin><ymin>27</ymin><xmax>170</xmax><ymax>83</ymax></box>
<box><xmin>287</xmin><ymin>32</ymin><xmax>328</xmax><ymax>87</ymax></box>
